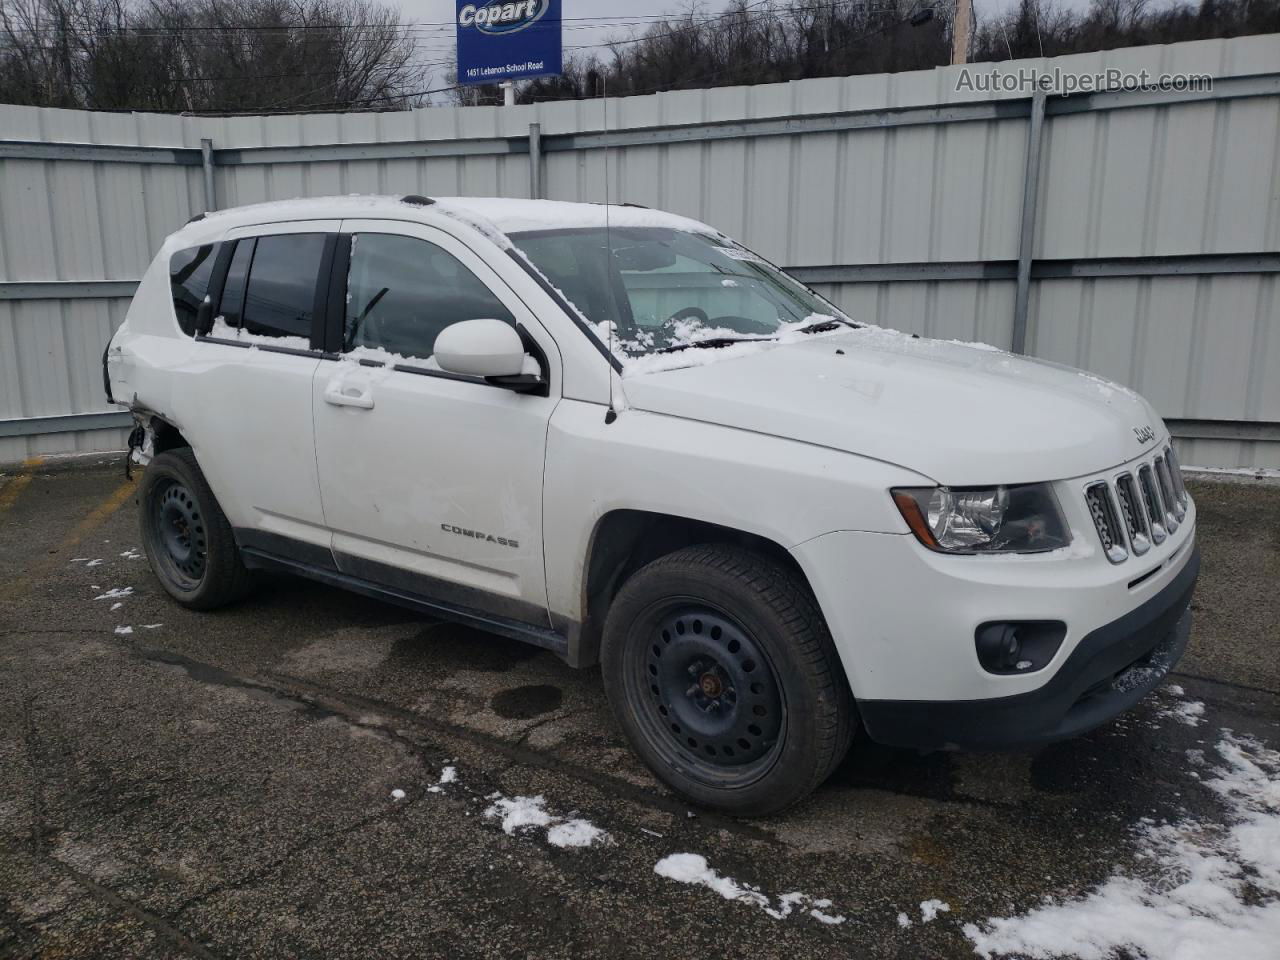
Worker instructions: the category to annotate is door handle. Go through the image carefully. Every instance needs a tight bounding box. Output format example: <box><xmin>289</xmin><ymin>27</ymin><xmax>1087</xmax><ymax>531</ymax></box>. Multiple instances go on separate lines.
<box><xmin>324</xmin><ymin>382</ymin><xmax>375</xmax><ymax>409</ymax></box>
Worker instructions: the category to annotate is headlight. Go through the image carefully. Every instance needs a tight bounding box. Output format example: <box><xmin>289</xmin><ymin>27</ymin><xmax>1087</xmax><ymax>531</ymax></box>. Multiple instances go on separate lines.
<box><xmin>891</xmin><ymin>483</ymin><xmax>1070</xmax><ymax>554</ymax></box>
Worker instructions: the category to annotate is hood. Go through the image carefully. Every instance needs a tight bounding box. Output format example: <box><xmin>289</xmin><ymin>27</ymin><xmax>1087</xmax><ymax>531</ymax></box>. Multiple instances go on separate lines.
<box><xmin>619</xmin><ymin>329</ymin><xmax>1165</xmax><ymax>486</ymax></box>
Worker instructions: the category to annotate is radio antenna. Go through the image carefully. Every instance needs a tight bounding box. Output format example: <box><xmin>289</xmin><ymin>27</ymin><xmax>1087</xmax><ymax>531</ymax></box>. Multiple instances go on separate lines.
<box><xmin>603</xmin><ymin>73</ymin><xmax>618</xmax><ymax>424</ymax></box>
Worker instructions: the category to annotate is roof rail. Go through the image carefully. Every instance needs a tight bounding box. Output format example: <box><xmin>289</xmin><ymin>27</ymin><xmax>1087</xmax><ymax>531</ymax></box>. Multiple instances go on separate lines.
<box><xmin>186</xmin><ymin>212</ymin><xmax>207</xmax><ymax>224</ymax></box>
<box><xmin>402</xmin><ymin>195</ymin><xmax>436</xmax><ymax>206</ymax></box>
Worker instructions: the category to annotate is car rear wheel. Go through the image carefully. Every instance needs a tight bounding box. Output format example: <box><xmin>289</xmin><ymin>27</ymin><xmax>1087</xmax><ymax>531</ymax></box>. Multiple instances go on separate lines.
<box><xmin>601</xmin><ymin>544</ymin><xmax>855</xmax><ymax>816</ymax></box>
<box><xmin>139</xmin><ymin>448</ymin><xmax>252</xmax><ymax>610</ymax></box>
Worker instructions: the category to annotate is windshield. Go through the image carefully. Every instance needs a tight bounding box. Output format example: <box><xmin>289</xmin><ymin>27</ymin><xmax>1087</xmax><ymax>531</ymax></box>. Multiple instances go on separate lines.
<box><xmin>508</xmin><ymin>227</ymin><xmax>853</xmax><ymax>360</ymax></box>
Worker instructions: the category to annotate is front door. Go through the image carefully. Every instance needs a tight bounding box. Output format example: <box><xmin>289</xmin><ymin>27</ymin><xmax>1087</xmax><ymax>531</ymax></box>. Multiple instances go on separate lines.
<box><xmin>311</xmin><ymin>219</ymin><xmax>559</xmax><ymax>628</ymax></box>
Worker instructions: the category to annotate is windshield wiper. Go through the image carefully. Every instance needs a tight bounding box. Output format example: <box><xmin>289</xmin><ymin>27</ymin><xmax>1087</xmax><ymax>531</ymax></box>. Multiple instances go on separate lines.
<box><xmin>654</xmin><ymin>335</ymin><xmax>771</xmax><ymax>354</ymax></box>
<box><xmin>794</xmin><ymin>317</ymin><xmax>860</xmax><ymax>335</ymax></box>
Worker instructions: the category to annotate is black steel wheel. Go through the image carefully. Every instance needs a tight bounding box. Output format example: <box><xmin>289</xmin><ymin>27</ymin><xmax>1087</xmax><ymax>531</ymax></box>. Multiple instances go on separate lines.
<box><xmin>139</xmin><ymin>447</ymin><xmax>253</xmax><ymax>610</ymax></box>
<box><xmin>636</xmin><ymin>603</ymin><xmax>785</xmax><ymax>785</ymax></box>
<box><xmin>150</xmin><ymin>479</ymin><xmax>208</xmax><ymax>589</ymax></box>
<box><xmin>602</xmin><ymin>544</ymin><xmax>855</xmax><ymax>816</ymax></box>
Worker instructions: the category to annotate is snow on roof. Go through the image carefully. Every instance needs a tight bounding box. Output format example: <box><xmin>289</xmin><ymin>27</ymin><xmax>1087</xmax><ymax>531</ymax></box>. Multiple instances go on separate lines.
<box><xmin>188</xmin><ymin>194</ymin><xmax>719</xmax><ymax>245</ymax></box>
<box><xmin>433</xmin><ymin>197</ymin><xmax>721</xmax><ymax>238</ymax></box>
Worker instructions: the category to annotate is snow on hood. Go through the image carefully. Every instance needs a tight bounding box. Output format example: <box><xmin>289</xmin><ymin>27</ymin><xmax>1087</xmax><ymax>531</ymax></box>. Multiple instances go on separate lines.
<box><xmin>619</xmin><ymin>325</ymin><xmax>1164</xmax><ymax>486</ymax></box>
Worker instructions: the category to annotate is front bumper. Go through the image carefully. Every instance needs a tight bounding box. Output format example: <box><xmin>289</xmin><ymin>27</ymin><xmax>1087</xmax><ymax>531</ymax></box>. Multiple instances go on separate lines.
<box><xmin>856</xmin><ymin>544</ymin><xmax>1199</xmax><ymax>750</ymax></box>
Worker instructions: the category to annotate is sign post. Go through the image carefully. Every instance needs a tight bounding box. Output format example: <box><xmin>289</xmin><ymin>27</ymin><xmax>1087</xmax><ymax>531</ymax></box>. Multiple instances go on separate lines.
<box><xmin>456</xmin><ymin>0</ymin><xmax>563</xmax><ymax>93</ymax></box>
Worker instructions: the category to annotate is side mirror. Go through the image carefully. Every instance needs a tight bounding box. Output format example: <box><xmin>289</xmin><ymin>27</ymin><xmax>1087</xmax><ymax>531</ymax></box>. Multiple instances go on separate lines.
<box><xmin>434</xmin><ymin>319</ymin><xmax>526</xmax><ymax>378</ymax></box>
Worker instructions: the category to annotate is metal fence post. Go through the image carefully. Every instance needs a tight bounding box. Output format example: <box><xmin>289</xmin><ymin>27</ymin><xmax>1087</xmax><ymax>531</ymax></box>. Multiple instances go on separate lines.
<box><xmin>528</xmin><ymin>122</ymin><xmax>542</xmax><ymax>199</ymax></box>
<box><xmin>200</xmin><ymin>138</ymin><xmax>216</xmax><ymax>212</ymax></box>
<box><xmin>1012</xmin><ymin>90</ymin><xmax>1046</xmax><ymax>354</ymax></box>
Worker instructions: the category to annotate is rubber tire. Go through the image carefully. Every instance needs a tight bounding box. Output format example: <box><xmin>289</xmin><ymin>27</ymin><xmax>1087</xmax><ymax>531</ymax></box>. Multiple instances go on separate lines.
<box><xmin>138</xmin><ymin>448</ymin><xmax>253</xmax><ymax>610</ymax></box>
<box><xmin>601</xmin><ymin>544</ymin><xmax>855</xmax><ymax>817</ymax></box>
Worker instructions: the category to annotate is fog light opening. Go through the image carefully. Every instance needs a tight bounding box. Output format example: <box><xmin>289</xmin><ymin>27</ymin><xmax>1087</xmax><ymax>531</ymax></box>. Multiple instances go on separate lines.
<box><xmin>977</xmin><ymin>624</ymin><xmax>1021</xmax><ymax>672</ymax></box>
<box><xmin>975</xmin><ymin>621</ymin><xmax>1067</xmax><ymax>675</ymax></box>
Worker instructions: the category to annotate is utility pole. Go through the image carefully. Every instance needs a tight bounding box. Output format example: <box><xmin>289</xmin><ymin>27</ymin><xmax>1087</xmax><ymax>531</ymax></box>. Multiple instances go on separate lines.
<box><xmin>951</xmin><ymin>0</ymin><xmax>973</xmax><ymax>65</ymax></box>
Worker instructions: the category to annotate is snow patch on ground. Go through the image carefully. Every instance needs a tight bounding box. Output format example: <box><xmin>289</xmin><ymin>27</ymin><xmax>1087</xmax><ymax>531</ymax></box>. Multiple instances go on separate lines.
<box><xmin>427</xmin><ymin>766</ymin><xmax>457</xmax><ymax>794</ymax></box>
<box><xmin>1183</xmin><ymin>465</ymin><xmax>1280</xmax><ymax>480</ymax></box>
<box><xmin>920</xmin><ymin>899</ymin><xmax>951</xmax><ymax>922</ymax></box>
<box><xmin>93</xmin><ymin>587</ymin><xmax>133</xmax><ymax>601</ymax></box>
<box><xmin>546</xmin><ymin>819</ymin><xmax>609</xmax><ymax>849</ymax></box>
<box><xmin>113</xmin><ymin>626</ymin><xmax>133</xmax><ymax>636</ymax></box>
<box><xmin>1161</xmin><ymin>698</ymin><xmax>1207</xmax><ymax>727</ymax></box>
<box><xmin>484</xmin><ymin>795</ymin><xmax>609</xmax><ymax>849</ymax></box>
<box><xmin>654</xmin><ymin>853</ymin><xmax>846</xmax><ymax>925</ymax></box>
<box><xmin>964</xmin><ymin>732</ymin><xmax>1280</xmax><ymax>960</ymax></box>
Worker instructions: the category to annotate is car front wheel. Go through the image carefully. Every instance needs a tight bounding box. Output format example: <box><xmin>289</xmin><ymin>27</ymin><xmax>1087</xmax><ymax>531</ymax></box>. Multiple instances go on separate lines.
<box><xmin>601</xmin><ymin>544</ymin><xmax>855</xmax><ymax>816</ymax></box>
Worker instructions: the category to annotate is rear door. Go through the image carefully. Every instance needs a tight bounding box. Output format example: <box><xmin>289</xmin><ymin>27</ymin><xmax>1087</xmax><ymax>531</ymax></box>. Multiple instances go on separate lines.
<box><xmin>189</xmin><ymin>221</ymin><xmax>338</xmax><ymax>558</ymax></box>
<box><xmin>311</xmin><ymin>219</ymin><xmax>560</xmax><ymax>628</ymax></box>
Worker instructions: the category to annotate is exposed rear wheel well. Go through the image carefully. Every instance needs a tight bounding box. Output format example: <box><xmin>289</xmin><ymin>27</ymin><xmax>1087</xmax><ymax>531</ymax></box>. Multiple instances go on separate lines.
<box><xmin>574</xmin><ymin>510</ymin><xmax>812</xmax><ymax>667</ymax></box>
<box><xmin>149</xmin><ymin>417</ymin><xmax>190</xmax><ymax>454</ymax></box>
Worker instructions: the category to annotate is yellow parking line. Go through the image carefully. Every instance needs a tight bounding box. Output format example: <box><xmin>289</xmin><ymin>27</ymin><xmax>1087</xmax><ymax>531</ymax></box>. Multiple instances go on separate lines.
<box><xmin>54</xmin><ymin>479</ymin><xmax>138</xmax><ymax>553</ymax></box>
<box><xmin>0</xmin><ymin>475</ymin><xmax>137</xmax><ymax>603</ymax></box>
<box><xmin>0</xmin><ymin>457</ymin><xmax>45</xmax><ymax>511</ymax></box>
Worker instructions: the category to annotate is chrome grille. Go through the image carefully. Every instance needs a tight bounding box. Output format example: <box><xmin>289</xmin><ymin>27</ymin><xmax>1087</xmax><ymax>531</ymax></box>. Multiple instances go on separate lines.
<box><xmin>1136</xmin><ymin>465</ymin><xmax>1168</xmax><ymax>545</ymax></box>
<box><xmin>1114</xmin><ymin>473</ymin><xmax>1151</xmax><ymax>555</ymax></box>
<box><xmin>1085</xmin><ymin>482</ymin><xmax>1128</xmax><ymax>563</ymax></box>
<box><xmin>1084</xmin><ymin>448</ymin><xmax>1190</xmax><ymax>561</ymax></box>
<box><xmin>1154</xmin><ymin>456</ymin><xmax>1182</xmax><ymax>530</ymax></box>
<box><xmin>1163</xmin><ymin>445</ymin><xmax>1189</xmax><ymax>516</ymax></box>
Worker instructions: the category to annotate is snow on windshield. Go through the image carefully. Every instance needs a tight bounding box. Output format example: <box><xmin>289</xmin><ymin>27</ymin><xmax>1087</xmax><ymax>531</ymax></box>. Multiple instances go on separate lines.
<box><xmin>594</xmin><ymin>314</ymin><xmax>848</xmax><ymax>376</ymax></box>
<box><xmin>508</xmin><ymin>225</ymin><xmax>858</xmax><ymax>376</ymax></box>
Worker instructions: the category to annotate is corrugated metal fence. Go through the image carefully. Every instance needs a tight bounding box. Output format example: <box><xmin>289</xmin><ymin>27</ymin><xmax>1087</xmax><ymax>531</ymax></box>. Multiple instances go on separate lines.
<box><xmin>2</xmin><ymin>34</ymin><xmax>1278</xmax><ymax>467</ymax></box>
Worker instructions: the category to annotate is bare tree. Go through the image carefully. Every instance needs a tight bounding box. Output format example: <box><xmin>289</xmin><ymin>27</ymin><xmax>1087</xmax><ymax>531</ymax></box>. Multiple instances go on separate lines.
<box><xmin>973</xmin><ymin>0</ymin><xmax>1280</xmax><ymax>62</ymax></box>
<box><xmin>0</xmin><ymin>0</ymin><xmax>427</xmax><ymax>111</ymax></box>
<box><xmin>3</xmin><ymin>0</ymin><xmax>1278</xmax><ymax>112</ymax></box>
<box><xmin>494</xmin><ymin>0</ymin><xmax>948</xmax><ymax>106</ymax></box>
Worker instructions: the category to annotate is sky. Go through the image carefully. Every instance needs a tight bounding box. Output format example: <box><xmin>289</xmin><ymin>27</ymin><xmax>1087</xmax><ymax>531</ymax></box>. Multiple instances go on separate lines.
<box><xmin>396</xmin><ymin>0</ymin><xmax>1101</xmax><ymax>99</ymax></box>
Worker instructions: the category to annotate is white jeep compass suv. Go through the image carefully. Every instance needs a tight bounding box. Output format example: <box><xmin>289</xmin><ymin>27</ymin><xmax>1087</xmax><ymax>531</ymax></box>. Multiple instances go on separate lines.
<box><xmin>105</xmin><ymin>196</ymin><xmax>1199</xmax><ymax>816</ymax></box>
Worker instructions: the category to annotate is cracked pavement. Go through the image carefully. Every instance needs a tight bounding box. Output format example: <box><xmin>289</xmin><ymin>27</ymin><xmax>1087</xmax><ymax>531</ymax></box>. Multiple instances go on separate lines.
<box><xmin>1</xmin><ymin>457</ymin><xmax>1277</xmax><ymax>959</ymax></box>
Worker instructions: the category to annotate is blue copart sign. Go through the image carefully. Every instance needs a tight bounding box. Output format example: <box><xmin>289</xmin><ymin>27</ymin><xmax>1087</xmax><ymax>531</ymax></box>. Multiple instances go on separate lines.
<box><xmin>456</xmin><ymin>0</ymin><xmax>563</xmax><ymax>86</ymax></box>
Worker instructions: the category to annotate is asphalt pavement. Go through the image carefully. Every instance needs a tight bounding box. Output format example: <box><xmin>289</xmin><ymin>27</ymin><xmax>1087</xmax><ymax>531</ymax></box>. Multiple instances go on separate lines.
<box><xmin>1</xmin><ymin>455</ymin><xmax>1277</xmax><ymax>959</ymax></box>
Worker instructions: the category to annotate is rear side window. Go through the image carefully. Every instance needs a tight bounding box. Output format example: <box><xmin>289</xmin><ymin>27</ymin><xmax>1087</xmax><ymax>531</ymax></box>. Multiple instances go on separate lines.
<box><xmin>169</xmin><ymin>243</ymin><xmax>218</xmax><ymax>336</ymax></box>
<box><xmin>344</xmin><ymin>233</ymin><xmax>515</xmax><ymax>362</ymax></box>
<box><xmin>217</xmin><ymin>239</ymin><xmax>254</xmax><ymax>329</ymax></box>
<box><xmin>216</xmin><ymin>233</ymin><xmax>327</xmax><ymax>342</ymax></box>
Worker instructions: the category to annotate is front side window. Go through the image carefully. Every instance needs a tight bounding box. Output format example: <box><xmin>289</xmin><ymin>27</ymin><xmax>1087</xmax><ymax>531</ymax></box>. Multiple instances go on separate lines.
<box><xmin>509</xmin><ymin>227</ymin><xmax>851</xmax><ymax>359</ymax></box>
<box><xmin>169</xmin><ymin>243</ymin><xmax>217</xmax><ymax>335</ymax></box>
<box><xmin>344</xmin><ymin>233</ymin><xmax>515</xmax><ymax>362</ymax></box>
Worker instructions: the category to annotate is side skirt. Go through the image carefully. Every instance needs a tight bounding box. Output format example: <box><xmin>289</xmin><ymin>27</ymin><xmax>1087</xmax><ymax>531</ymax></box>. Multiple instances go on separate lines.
<box><xmin>240</xmin><ymin>547</ymin><xmax>570</xmax><ymax>658</ymax></box>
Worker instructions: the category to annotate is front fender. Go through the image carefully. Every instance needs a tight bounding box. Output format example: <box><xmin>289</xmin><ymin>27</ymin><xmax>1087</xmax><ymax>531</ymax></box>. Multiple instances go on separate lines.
<box><xmin>541</xmin><ymin>399</ymin><xmax>927</xmax><ymax>629</ymax></box>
